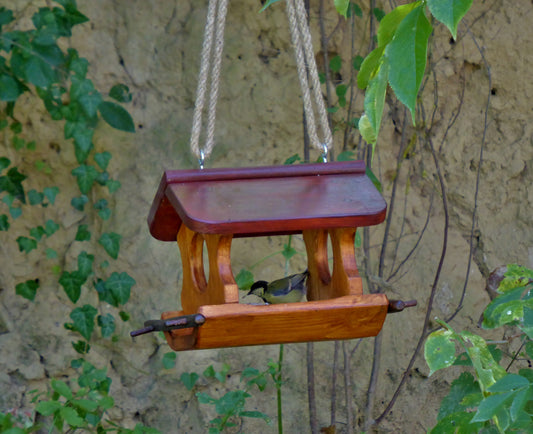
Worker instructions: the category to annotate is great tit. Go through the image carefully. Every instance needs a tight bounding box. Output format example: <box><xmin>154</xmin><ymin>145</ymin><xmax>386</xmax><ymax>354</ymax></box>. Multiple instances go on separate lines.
<box><xmin>247</xmin><ymin>270</ymin><xmax>308</xmax><ymax>304</ymax></box>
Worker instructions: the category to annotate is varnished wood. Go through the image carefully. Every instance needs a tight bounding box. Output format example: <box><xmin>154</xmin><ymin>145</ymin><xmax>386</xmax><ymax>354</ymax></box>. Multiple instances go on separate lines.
<box><xmin>147</xmin><ymin>161</ymin><xmax>391</xmax><ymax>351</ymax></box>
<box><xmin>177</xmin><ymin>225</ymin><xmax>238</xmax><ymax>314</ymax></box>
<box><xmin>304</xmin><ymin>228</ymin><xmax>362</xmax><ymax>301</ymax></box>
<box><xmin>148</xmin><ymin>161</ymin><xmax>386</xmax><ymax>240</ymax></box>
<box><xmin>162</xmin><ymin>294</ymin><xmax>389</xmax><ymax>350</ymax></box>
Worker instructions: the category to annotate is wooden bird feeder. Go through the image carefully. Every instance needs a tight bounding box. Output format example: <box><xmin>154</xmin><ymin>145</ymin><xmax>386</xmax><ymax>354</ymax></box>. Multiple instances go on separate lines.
<box><xmin>142</xmin><ymin>160</ymin><xmax>415</xmax><ymax>351</ymax></box>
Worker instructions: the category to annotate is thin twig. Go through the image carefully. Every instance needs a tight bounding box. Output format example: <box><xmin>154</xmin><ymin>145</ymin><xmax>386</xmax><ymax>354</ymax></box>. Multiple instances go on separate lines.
<box><xmin>330</xmin><ymin>341</ymin><xmax>339</xmax><ymax>427</ymax></box>
<box><xmin>375</xmin><ymin>134</ymin><xmax>450</xmax><ymax>426</ymax></box>
<box><xmin>307</xmin><ymin>342</ymin><xmax>319</xmax><ymax>434</ymax></box>
<box><xmin>343</xmin><ymin>340</ymin><xmax>354</xmax><ymax>433</ymax></box>
<box><xmin>378</xmin><ymin>107</ymin><xmax>409</xmax><ymax>279</ymax></box>
<box><xmin>445</xmin><ymin>28</ymin><xmax>491</xmax><ymax>325</ymax></box>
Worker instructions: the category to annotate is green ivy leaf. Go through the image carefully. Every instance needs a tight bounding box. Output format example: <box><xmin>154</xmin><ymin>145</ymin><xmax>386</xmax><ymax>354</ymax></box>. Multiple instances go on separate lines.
<box><xmin>283</xmin><ymin>154</ymin><xmax>301</xmax><ymax>165</ymax></box>
<box><xmin>71</xmin><ymin>76</ymin><xmax>102</xmax><ymax>118</ymax></box>
<box><xmin>0</xmin><ymin>74</ymin><xmax>23</xmax><ymax>101</ymax></box>
<box><xmin>282</xmin><ymin>243</ymin><xmax>297</xmax><ymax>261</ymax></box>
<box><xmin>347</xmin><ymin>3</ymin><xmax>363</xmax><ymax>18</ymax></box>
<box><xmin>52</xmin><ymin>379</ymin><xmax>73</xmax><ymax>399</ymax></box>
<box><xmin>162</xmin><ymin>352</ymin><xmax>177</xmax><ymax>369</ymax></box>
<box><xmin>71</xmin><ymin>165</ymin><xmax>98</xmax><ymax>194</ymax></box>
<box><xmin>30</xmin><ymin>226</ymin><xmax>46</xmax><ymax>241</ymax></box>
<box><xmin>352</xmin><ymin>55</ymin><xmax>364</xmax><ymax>71</ymax></box>
<box><xmin>101</xmin><ymin>272</ymin><xmax>135</xmax><ymax>307</ymax></box>
<box><xmin>71</xmin><ymin>194</ymin><xmax>88</xmax><ymax>211</ymax></box>
<box><xmin>97</xmin><ymin>313</ymin><xmax>115</xmax><ymax>338</ymax></box>
<box><xmin>36</xmin><ymin>400</ymin><xmax>62</xmax><ymax>416</ymax></box>
<box><xmin>16</xmin><ymin>236</ymin><xmax>37</xmax><ymax>253</ymax></box>
<box><xmin>43</xmin><ymin>186</ymin><xmax>59</xmax><ymax>204</ymax></box>
<box><xmin>106</xmin><ymin>179</ymin><xmax>121</xmax><ymax>193</ymax></box>
<box><xmin>196</xmin><ymin>392</ymin><xmax>216</xmax><ymax>405</ymax></box>
<box><xmin>109</xmin><ymin>84</ymin><xmax>132</xmax><ymax>103</ymax></box>
<box><xmin>94</xmin><ymin>151</ymin><xmax>112</xmax><ymax>170</ymax></box>
<box><xmin>427</xmin><ymin>0</ymin><xmax>473</xmax><ymax>40</ymax></box>
<box><xmin>385</xmin><ymin>4</ymin><xmax>432</xmax><ymax>123</ymax></box>
<box><xmin>46</xmin><ymin>247</ymin><xmax>58</xmax><ymax>259</ymax></box>
<box><xmin>24</xmin><ymin>54</ymin><xmax>56</xmax><ymax>88</ymax></box>
<box><xmin>77</xmin><ymin>251</ymin><xmax>94</xmax><ymax>279</ymax></box>
<box><xmin>98</xmin><ymin>208</ymin><xmax>111</xmax><ymax>220</ymax></box>
<box><xmin>98</xmin><ymin>232</ymin><xmax>121</xmax><ymax>259</ymax></box>
<box><xmin>119</xmin><ymin>311</ymin><xmax>130</xmax><ymax>321</ymax></box>
<box><xmin>15</xmin><ymin>279</ymin><xmax>40</xmax><ymax>301</ymax></box>
<box><xmin>71</xmin><ymin>340</ymin><xmax>90</xmax><ymax>354</ymax></box>
<box><xmin>59</xmin><ymin>270</ymin><xmax>86</xmax><ymax>303</ymax></box>
<box><xmin>329</xmin><ymin>55</ymin><xmax>342</xmax><ymax>73</ymax></box>
<box><xmin>0</xmin><ymin>214</ymin><xmax>9</xmax><ymax>230</ymax></box>
<box><xmin>45</xmin><ymin>219</ymin><xmax>60</xmax><ymax>236</ymax></box>
<box><xmin>70</xmin><ymin>304</ymin><xmax>97</xmax><ymax>340</ymax></box>
<box><xmin>73</xmin><ymin>127</ymin><xmax>94</xmax><ymax>164</ymax></box>
<box><xmin>0</xmin><ymin>156</ymin><xmax>10</xmax><ymax>172</ymax></box>
<box><xmin>0</xmin><ymin>167</ymin><xmax>27</xmax><ymax>203</ymax></box>
<box><xmin>98</xmin><ymin>101</ymin><xmax>135</xmax><ymax>132</ymax></box>
<box><xmin>60</xmin><ymin>405</ymin><xmax>85</xmax><ymax>427</ymax></box>
<box><xmin>373</xmin><ymin>7</ymin><xmax>386</xmax><ymax>22</ymax></box>
<box><xmin>425</xmin><ymin>328</ymin><xmax>456</xmax><ymax>375</ymax></box>
<box><xmin>180</xmin><ymin>372</ymin><xmax>199</xmax><ymax>391</ymax></box>
<box><xmin>75</xmin><ymin>224</ymin><xmax>91</xmax><ymax>241</ymax></box>
<box><xmin>0</xmin><ymin>8</ymin><xmax>14</xmax><ymax>27</ymax></box>
<box><xmin>235</xmin><ymin>269</ymin><xmax>254</xmax><ymax>291</ymax></box>
<box><xmin>93</xmin><ymin>198</ymin><xmax>108</xmax><ymax>210</ymax></box>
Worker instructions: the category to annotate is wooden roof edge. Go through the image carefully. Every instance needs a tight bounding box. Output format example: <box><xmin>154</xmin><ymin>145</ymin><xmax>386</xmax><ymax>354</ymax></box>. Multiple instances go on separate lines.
<box><xmin>147</xmin><ymin>160</ymin><xmax>377</xmax><ymax>241</ymax></box>
<box><xmin>163</xmin><ymin>160</ymin><xmax>366</xmax><ymax>185</ymax></box>
<box><xmin>148</xmin><ymin>173</ymin><xmax>182</xmax><ymax>241</ymax></box>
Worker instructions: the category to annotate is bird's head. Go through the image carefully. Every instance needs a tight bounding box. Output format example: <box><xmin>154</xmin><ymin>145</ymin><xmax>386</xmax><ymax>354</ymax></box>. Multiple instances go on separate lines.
<box><xmin>247</xmin><ymin>280</ymin><xmax>268</xmax><ymax>302</ymax></box>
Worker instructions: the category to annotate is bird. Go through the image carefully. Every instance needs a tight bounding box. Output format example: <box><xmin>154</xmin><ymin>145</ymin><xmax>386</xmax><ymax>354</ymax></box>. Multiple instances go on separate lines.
<box><xmin>247</xmin><ymin>270</ymin><xmax>309</xmax><ymax>304</ymax></box>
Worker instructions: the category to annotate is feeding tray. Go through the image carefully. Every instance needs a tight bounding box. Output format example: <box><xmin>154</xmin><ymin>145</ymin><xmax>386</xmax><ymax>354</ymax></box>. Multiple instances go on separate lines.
<box><xmin>139</xmin><ymin>160</ymin><xmax>414</xmax><ymax>351</ymax></box>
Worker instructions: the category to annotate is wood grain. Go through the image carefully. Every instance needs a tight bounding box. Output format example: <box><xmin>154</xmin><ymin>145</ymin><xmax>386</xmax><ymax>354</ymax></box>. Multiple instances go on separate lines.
<box><xmin>162</xmin><ymin>294</ymin><xmax>389</xmax><ymax>350</ymax></box>
<box><xmin>148</xmin><ymin>161</ymin><xmax>387</xmax><ymax>240</ymax></box>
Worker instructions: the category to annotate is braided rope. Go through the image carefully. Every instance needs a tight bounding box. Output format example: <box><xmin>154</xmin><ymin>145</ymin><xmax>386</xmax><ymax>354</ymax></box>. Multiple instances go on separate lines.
<box><xmin>286</xmin><ymin>0</ymin><xmax>333</xmax><ymax>155</ymax></box>
<box><xmin>189</xmin><ymin>0</ymin><xmax>229</xmax><ymax>165</ymax></box>
<box><xmin>189</xmin><ymin>0</ymin><xmax>331</xmax><ymax>166</ymax></box>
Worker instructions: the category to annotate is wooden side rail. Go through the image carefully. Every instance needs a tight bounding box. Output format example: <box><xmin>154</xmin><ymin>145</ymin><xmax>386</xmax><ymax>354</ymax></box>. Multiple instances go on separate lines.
<box><xmin>161</xmin><ymin>294</ymin><xmax>389</xmax><ymax>350</ymax></box>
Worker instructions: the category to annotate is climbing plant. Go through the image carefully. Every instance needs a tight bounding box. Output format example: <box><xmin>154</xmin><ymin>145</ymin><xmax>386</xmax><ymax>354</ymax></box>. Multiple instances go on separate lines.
<box><xmin>1</xmin><ymin>0</ymin><xmax>134</xmax><ymax>352</ymax></box>
<box><xmin>0</xmin><ymin>1</ymin><xmax>156</xmax><ymax>431</ymax></box>
<box><xmin>425</xmin><ymin>265</ymin><xmax>533</xmax><ymax>432</ymax></box>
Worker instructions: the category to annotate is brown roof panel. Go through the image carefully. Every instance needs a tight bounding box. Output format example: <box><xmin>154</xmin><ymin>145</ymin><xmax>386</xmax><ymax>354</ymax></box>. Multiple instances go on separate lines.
<box><xmin>148</xmin><ymin>161</ymin><xmax>386</xmax><ymax>241</ymax></box>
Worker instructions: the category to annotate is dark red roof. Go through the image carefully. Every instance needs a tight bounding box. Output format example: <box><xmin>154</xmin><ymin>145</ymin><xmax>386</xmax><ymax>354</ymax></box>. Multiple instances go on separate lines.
<box><xmin>148</xmin><ymin>161</ymin><xmax>387</xmax><ymax>241</ymax></box>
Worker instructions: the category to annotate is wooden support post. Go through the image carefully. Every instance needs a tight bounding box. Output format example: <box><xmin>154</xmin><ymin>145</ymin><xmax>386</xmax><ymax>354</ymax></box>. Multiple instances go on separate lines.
<box><xmin>163</xmin><ymin>225</ymin><xmax>238</xmax><ymax>350</ymax></box>
<box><xmin>303</xmin><ymin>227</ymin><xmax>362</xmax><ymax>301</ymax></box>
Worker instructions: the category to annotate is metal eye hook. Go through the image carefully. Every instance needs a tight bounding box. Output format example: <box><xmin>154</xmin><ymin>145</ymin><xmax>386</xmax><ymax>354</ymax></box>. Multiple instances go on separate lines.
<box><xmin>321</xmin><ymin>144</ymin><xmax>328</xmax><ymax>163</ymax></box>
<box><xmin>198</xmin><ymin>150</ymin><xmax>205</xmax><ymax>170</ymax></box>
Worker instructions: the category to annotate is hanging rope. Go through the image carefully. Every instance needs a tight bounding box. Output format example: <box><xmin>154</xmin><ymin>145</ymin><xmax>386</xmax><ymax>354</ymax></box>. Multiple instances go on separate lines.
<box><xmin>285</xmin><ymin>0</ymin><xmax>333</xmax><ymax>160</ymax></box>
<box><xmin>189</xmin><ymin>0</ymin><xmax>229</xmax><ymax>168</ymax></box>
<box><xmin>189</xmin><ymin>0</ymin><xmax>332</xmax><ymax>167</ymax></box>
